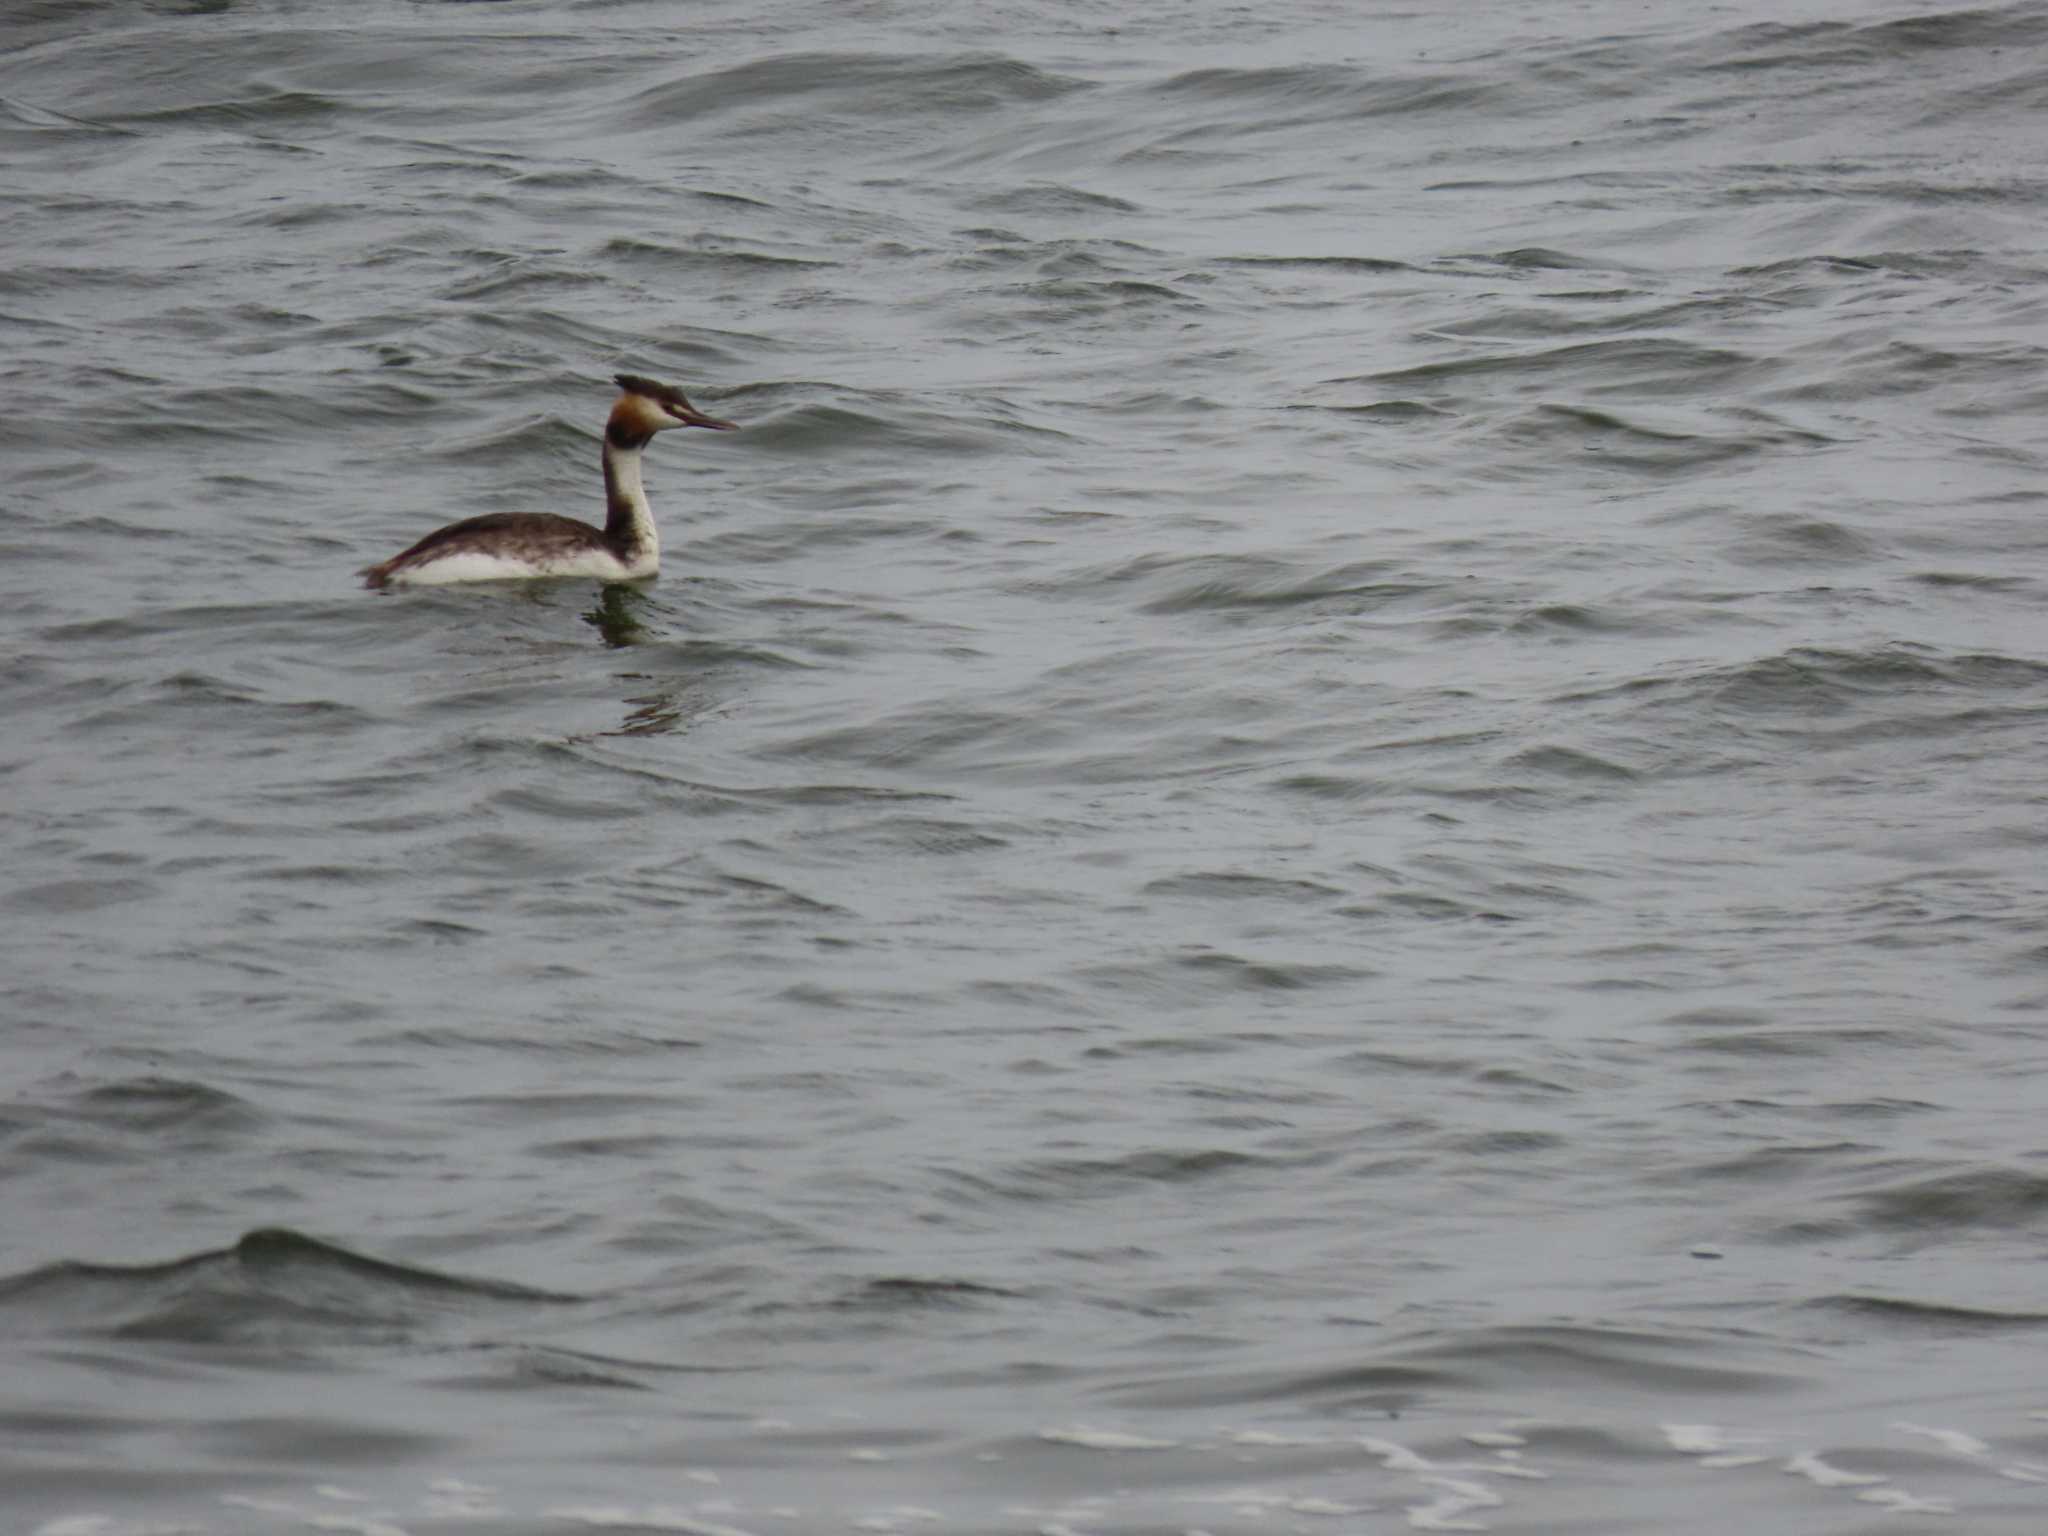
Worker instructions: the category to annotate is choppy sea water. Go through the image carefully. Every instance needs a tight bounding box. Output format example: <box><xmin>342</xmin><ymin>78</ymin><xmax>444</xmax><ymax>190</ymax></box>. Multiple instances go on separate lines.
<box><xmin>7</xmin><ymin>1</ymin><xmax>2048</xmax><ymax>1531</ymax></box>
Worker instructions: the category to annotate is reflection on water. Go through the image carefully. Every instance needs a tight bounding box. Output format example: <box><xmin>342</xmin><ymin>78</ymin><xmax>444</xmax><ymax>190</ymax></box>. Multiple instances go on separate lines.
<box><xmin>581</xmin><ymin>583</ymin><xmax>651</xmax><ymax>648</ymax></box>
<box><xmin>607</xmin><ymin>688</ymin><xmax>695</xmax><ymax>736</ymax></box>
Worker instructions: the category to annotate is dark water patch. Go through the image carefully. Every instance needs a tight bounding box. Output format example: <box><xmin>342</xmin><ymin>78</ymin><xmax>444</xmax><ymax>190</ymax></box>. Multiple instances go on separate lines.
<box><xmin>1425</xmin><ymin>294</ymin><xmax>1751</xmax><ymax>341</ymax></box>
<box><xmin>1082</xmin><ymin>949</ymin><xmax>1375</xmax><ymax>1001</ymax></box>
<box><xmin>1456</xmin><ymin>247</ymin><xmax>1627</xmax><ymax>273</ymax></box>
<box><xmin>597</xmin><ymin>235</ymin><xmax>836</xmax><ymax>274</ymax></box>
<box><xmin>1349</xmin><ymin>336</ymin><xmax>1761</xmax><ymax>396</ymax></box>
<box><xmin>1385</xmin><ymin>1323</ymin><xmax>1799</xmax><ymax>1396</ymax></box>
<box><xmin>1331</xmin><ymin>1047</ymin><xmax>1527</xmax><ymax>1082</ymax></box>
<box><xmin>435</xmin><ymin>1342</ymin><xmax>674</xmax><ymax>1392</ymax></box>
<box><xmin>1</xmin><ymin>1078</ymin><xmax>265</xmax><ymax>1171</ymax></box>
<box><xmin>1478</xmin><ymin>404</ymin><xmax>1790</xmax><ymax>476</ymax></box>
<box><xmin>5</xmin><ymin>876</ymin><xmax>159</xmax><ymax>914</ymax></box>
<box><xmin>1803</xmin><ymin>1294</ymin><xmax>2048</xmax><ymax>1334</ymax></box>
<box><xmin>1220</xmin><ymin>254</ymin><xmax>1414</xmax><ymax>275</ymax></box>
<box><xmin>1677</xmin><ymin>1141</ymin><xmax>1875</xmax><ymax>1186</ymax></box>
<box><xmin>1012</xmin><ymin>275</ymin><xmax>1206</xmax><ymax>317</ymax></box>
<box><xmin>1141</xmin><ymin>870</ymin><xmax>1346</xmax><ymax>903</ymax></box>
<box><xmin>803</xmin><ymin>815</ymin><xmax>1014</xmax><ymax>857</ymax></box>
<box><xmin>428</xmin><ymin>412</ymin><xmax>596</xmax><ymax>463</ymax></box>
<box><xmin>439</xmin><ymin>259</ymin><xmax>607</xmax><ymax>302</ymax></box>
<box><xmin>615</xmin><ymin>638</ymin><xmax>815</xmax><ymax>673</ymax></box>
<box><xmin>100</xmin><ymin>379</ymin><xmax>440</xmax><ymax>445</ymax></box>
<box><xmin>1505</xmin><ymin>743</ymin><xmax>1641</xmax><ymax>782</ymax></box>
<box><xmin>1305</xmin><ymin>399</ymin><xmax>1455</xmax><ymax>427</ymax></box>
<box><xmin>728</xmin><ymin>390</ymin><xmax>1067</xmax><ymax>460</ymax></box>
<box><xmin>1768</xmin><ymin>337</ymin><xmax>2048</xmax><ymax>405</ymax></box>
<box><xmin>1103</xmin><ymin>1357</ymin><xmax>1445</xmax><ymax>1412</ymax></box>
<box><xmin>626</xmin><ymin>51</ymin><xmax>1087</xmax><ymax>129</ymax></box>
<box><xmin>0</xmin><ymin>1229</ymin><xmax>578</xmax><ymax>1346</ymax></box>
<box><xmin>1857</xmin><ymin>5</ymin><xmax>2048</xmax><ymax>55</ymax></box>
<box><xmin>1724</xmin><ymin>512</ymin><xmax>1883</xmax><ymax>567</ymax></box>
<box><xmin>969</xmin><ymin>182</ymin><xmax>1143</xmax><ymax>217</ymax></box>
<box><xmin>1708</xmin><ymin>645</ymin><xmax>2048</xmax><ymax>719</ymax></box>
<box><xmin>1091</xmin><ymin>551</ymin><xmax>1430</xmax><ymax>618</ymax></box>
<box><xmin>1676</xmin><ymin>1024</ymin><xmax>1936</xmax><ymax>1058</ymax></box>
<box><xmin>758</xmin><ymin>703</ymin><xmax>1054</xmax><ymax>773</ymax></box>
<box><xmin>1148</xmin><ymin>63</ymin><xmax>1507</xmax><ymax>126</ymax></box>
<box><xmin>1851</xmin><ymin>1167</ymin><xmax>2048</xmax><ymax>1235</ymax></box>
<box><xmin>835</xmin><ymin>1275</ymin><xmax>1023</xmax><ymax>1313</ymax></box>
<box><xmin>942</xmin><ymin>1147</ymin><xmax>1286</xmax><ymax>1207</ymax></box>
<box><xmin>1107</xmin><ymin>1323</ymin><xmax>1794</xmax><ymax>1411</ymax></box>
<box><xmin>0</xmin><ymin>92</ymin><xmax>140</xmax><ymax>136</ymax></box>
<box><xmin>64</xmin><ymin>674</ymin><xmax>369</xmax><ymax>743</ymax></box>
<box><xmin>369</xmin><ymin>1023</ymin><xmax>702</xmax><ymax>1059</ymax></box>
<box><xmin>109</xmin><ymin>90</ymin><xmax>346</xmax><ymax>131</ymax></box>
<box><xmin>64</xmin><ymin>1077</ymin><xmax>264</xmax><ymax>1137</ymax></box>
<box><xmin>1509</xmin><ymin>602</ymin><xmax>1654</xmax><ymax>636</ymax></box>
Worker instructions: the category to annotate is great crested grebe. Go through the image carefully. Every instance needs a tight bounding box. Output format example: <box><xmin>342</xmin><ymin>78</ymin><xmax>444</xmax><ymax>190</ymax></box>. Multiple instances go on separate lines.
<box><xmin>361</xmin><ymin>374</ymin><xmax>737</xmax><ymax>589</ymax></box>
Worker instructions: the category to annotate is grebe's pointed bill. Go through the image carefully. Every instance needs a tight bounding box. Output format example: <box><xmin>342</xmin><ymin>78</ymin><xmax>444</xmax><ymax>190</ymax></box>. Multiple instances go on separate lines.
<box><xmin>614</xmin><ymin>373</ymin><xmax>740</xmax><ymax>432</ymax></box>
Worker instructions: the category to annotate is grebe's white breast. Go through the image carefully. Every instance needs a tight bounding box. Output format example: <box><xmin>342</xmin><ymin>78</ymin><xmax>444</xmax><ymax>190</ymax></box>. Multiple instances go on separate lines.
<box><xmin>376</xmin><ymin>544</ymin><xmax>658</xmax><ymax>586</ymax></box>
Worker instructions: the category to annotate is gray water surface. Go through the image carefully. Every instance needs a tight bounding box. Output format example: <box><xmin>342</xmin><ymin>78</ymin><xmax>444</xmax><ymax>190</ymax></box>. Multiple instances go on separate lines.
<box><xmin>6</xmin><ymin>1</ymin><xmax>2048</xmax><ymax>1532</ymax></box>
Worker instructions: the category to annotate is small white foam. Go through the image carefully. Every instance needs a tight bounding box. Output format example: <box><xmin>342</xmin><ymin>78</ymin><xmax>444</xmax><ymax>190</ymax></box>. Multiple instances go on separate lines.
<box><xmin>1404</xmin><ymin>1501</ymin><xmax>1488</xmax><ymax>1533</ymax></box>
<box><xmin>542</xmin><ymin>1508</ymin><xmax>757</xmax><ymax>1536</ymax></box>
<box><xmin>1405</xmin><ymin>1474</ymin><xmax>1502</xmax><ymax>1532</ymax></box>
<box><xmin>1854</xmin><ymin>1488</ymin><xmax>1955</xmax><ymax>1515</ymax></box>
<box><xmin>1892</xmin><ymin>1423</ymin><xmax>1989</xmax><ymax>1458</ymax></box>
<box><xmin>1783</xmin><ymin>1451</ymin><xmax>1887</xmax><ymax>1488</ymax></box>
<box><xmin>1698</xmin><ymin>1454</ymin><xmax>1770</xmax><ymax>1470</ymax></box>
<box><xmin>1228</xmin><ymin>1429</ymin><xmax>1328</xmax><ymax>1447</ymax></box>
<box><xmin>1661</xmin><ymin>1424</ymin><xmax>1728</xmax><ymax>1454</ymax></box>
<box><xmin>683</xmin><ymin>1470</ymin><xmax>722</xmax><ymax>1486</ymax></box>
<box><xmin>1286</xmin><ymin>1496</ymin><xmax>1361</xmax><ymax>1515</ymax></box>
<box><xmin>1039</xmin><ymin>1425</ymin><xmax>1179</xmax><ymax>1451</ymax></box>
<box><xmin>1999</xmin><ymin>1462</ymin><xmax>2048</xmax><ymax>1484</ymax></box>
<box><xmin>846</xmin><ymin>1448</ymin><xmax>890</xmax><ymax>1463</ymax></box>
<box><xmin>1464</xmin><ymin>1431</ymin><xmax>1525</xmax><ymax>1448</ymax></box>
<box><xmin>1420</xmin><ymin>1476</ymin><xmax>1501</xmax><ymax>1509</ymax></box>
<box><xmin>421</xmin><ymin>1483</ymin><xmax>502</xmax><ymax>1519</ymax></box>
<box><xmin>302</xmin><ymin>1514</ymin><xmax>411</xmax><ymax>1536</ymax></box>
<box><xmin>316</xmin><ymin>1487</ymin><xmax>368</xmax><ymax>1503</ymax></box>
<box><xmin>1001</xmin><ymin>1504</ymin><xmax>1107</xmax><ymax>1523</ymax></box>
<box><xmin>753</xmin><ymin>1417</ymin><xmax>795</xmax><ymax>1431</ymax></box>
<box><xmin>1357</xmin><ymin>1435</ymin><xmax>1439</xmax><ymax>1473</ymax></box>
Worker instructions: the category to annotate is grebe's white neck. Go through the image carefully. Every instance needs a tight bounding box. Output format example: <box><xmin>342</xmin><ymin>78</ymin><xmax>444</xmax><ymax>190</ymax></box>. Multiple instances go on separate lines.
<box><xmin>601</xmin><ymin>435</ymin><xmax>657</xmax><ymax>565</ymax></box>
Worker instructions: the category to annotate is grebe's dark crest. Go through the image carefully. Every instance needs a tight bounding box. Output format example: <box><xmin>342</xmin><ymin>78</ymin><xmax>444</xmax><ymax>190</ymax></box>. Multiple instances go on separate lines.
<box><xmin>361</xmin><ymin>374</ymin><xmax>738</xmax><ymax>589</ymax></box>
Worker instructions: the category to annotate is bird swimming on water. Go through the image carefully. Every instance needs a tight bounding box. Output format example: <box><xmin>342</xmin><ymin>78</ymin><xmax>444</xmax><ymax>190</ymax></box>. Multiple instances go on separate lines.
<box><xmin>361</xmin><ymin>374</ymin><xmax>738</xmax><ymax>589</ymax></box>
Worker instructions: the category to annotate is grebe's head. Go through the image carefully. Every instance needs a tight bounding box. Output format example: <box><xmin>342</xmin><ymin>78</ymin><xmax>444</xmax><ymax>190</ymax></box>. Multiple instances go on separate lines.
<box><xmin>610</xmin><ymin>374</ymin><xmax>739</xmax><ymax>442</ymax></box>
